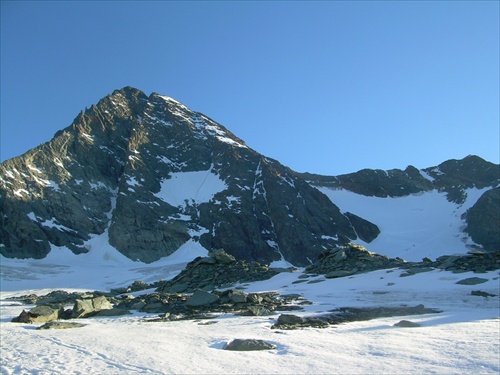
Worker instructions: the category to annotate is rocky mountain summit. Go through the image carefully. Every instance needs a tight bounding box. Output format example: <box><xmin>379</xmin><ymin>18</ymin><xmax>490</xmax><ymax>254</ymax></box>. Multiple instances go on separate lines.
<box><xmin>1</xmin><ymin>87</ymin><xmax>499</xmax><ymax>266</ymax></box>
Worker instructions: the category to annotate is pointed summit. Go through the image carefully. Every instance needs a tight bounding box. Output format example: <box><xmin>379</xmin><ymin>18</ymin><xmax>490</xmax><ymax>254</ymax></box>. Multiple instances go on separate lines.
<box><xmin>0</xmin><ymin>88</ymin><xmax>367</xmax><ymax>265</ymax></box>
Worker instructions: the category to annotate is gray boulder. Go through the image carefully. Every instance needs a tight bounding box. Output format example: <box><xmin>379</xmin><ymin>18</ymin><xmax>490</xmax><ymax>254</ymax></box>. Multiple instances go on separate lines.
<box><xmin>185</xmin><ymin>290</ymin><xmax>219</xmax><ymax>307</ymax></box>
<box><xmin>208</xmin><ymin>249</ymin><xmax>236</xmax><ymax>264</ymax></box>
<box><xmin>37</xmin><ymin>321</ymin><xmax>87</xmax><ymax>330</ymax></box>
<box><xmin>72</xmin><ymin>296</ymin><xmax>113</xmax><ymax>318</ymax></box>
<box><xmin>277</xmin><ymin>314</ymin><xmax>304</xmax><ymax>325</ymax></box>
<box><xmin>11</xmin><ymin>306</ymin><xmax>61</xmax><ymax>323</ymax></box>
<box><xmin>228</xmin><ymin>290</ymin><xmax>247</xmax><ymax>304</ymax></box>
<box><xmin>455</xmin><ymin>277</ymin><xmax>489</xmax><ymax>285</ymax></box>
<box><xmin>224</xmin><ymin>339</ymin><xmax>276</xmax><ymax>351</ymax></box>
<box><xmin>394</xmin><ymin>320</ymin><xmax>421</xmax><ymax>328</ymax></box>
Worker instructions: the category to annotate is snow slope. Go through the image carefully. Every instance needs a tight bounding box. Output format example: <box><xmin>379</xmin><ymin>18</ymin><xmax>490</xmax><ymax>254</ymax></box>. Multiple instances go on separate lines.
<box><xmin>315</xmin><ymin>186</ymin><xmax>489</xmax><ymax>261</ymax></box>
<box><xmin>1</xmin><ymin>268</ymin><xmax>499</xmax><ymax>374</ymax></box>
<box><xmin>0</xmin><ymin>238</ymin><xmax>208</xmax><ymax>292</ymax></box>
<box><xmin>1</xmin><ymin>183</ymin><xmax>498</xmax><ymax>373</ymax></box>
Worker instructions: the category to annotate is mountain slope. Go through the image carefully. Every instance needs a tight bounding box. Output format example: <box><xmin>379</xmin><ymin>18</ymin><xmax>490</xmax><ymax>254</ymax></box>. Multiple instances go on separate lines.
<box><xmin>1</xmin><ymin>87</ymin><xmax>498</xmax><ymax>266</ymax></box>
<box><xmin>305</xmin><ymin>155</ymin><xmax>499</xmax><ymax>260</ymax></box>
<box><xmin>0</xmin><ymin>87</ymin><xmax>372</xmax><ymax>266</ymax></box>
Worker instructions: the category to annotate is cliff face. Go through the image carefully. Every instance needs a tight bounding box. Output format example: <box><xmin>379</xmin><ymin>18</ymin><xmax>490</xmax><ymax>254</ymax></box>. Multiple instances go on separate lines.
<box><xmin>1</xmin><ymin>87</ymin><xmax>498</xmax><ymax>265</ymax></box>
<box><xmin>0</xmin><ymin>87</ymin><xmax>370</xmax><ymax>265</ymax></box>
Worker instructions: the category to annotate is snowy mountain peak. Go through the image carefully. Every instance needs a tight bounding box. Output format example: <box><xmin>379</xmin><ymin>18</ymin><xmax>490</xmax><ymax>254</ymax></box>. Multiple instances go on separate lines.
<box><xmin>1</xmin><ymin>88</ymin><xmax>498</xmax><ymax>267</ymax></box>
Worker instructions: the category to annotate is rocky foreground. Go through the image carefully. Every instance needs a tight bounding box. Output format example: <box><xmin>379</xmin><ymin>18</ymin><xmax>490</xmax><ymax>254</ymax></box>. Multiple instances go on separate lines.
<box><xmin>8</xmin><ymin>245</ymin><xmax>498</xmax><ymax>345</ymax></box>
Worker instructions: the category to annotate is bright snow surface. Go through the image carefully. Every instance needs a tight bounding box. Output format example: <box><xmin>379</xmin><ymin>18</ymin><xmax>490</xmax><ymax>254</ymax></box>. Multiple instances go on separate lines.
<box><xmin>316</xmin><ymin>186</ymin><xmax>489</xmax><ymax>261</ymax></box>
<box><xmin>1</xmin><ymin>267</ymin><xmax>499</xmax><ymax>374</ymax></box>
<box><xmin>1</xmin><ymin>185</ymin><xmax>499</xmax><ymax>373</ymax></box>
<box><xmin>155</xmin><ymin>169</ymin><xmax>227</xmax><ymax>208</ymax></box>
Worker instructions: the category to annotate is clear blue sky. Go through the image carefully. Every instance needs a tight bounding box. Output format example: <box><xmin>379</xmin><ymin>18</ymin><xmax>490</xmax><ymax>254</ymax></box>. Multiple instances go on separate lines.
<box><xmin>1</xmin><ymin>1</ymin><xmax>498</xmax><ymax>175</ymax></box>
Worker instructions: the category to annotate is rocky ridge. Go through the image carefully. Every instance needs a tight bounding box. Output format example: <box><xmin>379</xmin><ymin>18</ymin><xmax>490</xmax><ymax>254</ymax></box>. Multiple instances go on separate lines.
<box><xmin>1</xmin><ymin>87</ymin><xmax>498</xmax><ymax>266</ymax></box>
<box><xmin>1</xmin><ymin>87</ymin><xmax>378</xmax><ymax>266</ymax></box>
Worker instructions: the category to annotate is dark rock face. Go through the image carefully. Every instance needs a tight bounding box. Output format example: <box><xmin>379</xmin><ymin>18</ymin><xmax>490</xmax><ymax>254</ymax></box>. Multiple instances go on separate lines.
<box><xmin>302</xmin><ymin>156</ymin><xmax>499</xmax><ymax>201</ymax></box>
<box><xmin>0</xmin><ymin>87</ymin><xmax>370</xmax><ymax>266</ymax></box>
<box><xmin>1</xmin><ymin>86</ymin><xmax>497</xmax><ymax>265</ymax></box>
<box><xmin>462</xmin><ymin>187</ymin><xmax>500</xmax><ymax>253</ymax></box>
<box><xmin>343</xmin><ymin>212</ymin><xmax>380</xmax><ymax>243</ymax></box>
<box><xmin>301</xmin><ymin>166</ymin><xmax>434</xmax><ymax>198</ymax></box>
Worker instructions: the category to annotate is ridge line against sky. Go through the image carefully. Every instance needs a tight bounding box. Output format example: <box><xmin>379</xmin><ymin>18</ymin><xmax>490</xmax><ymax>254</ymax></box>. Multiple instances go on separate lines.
<box><xmin>1</xmin><ymin>1</ymin><xmax>499</xmax><ymax>175</ymax></box>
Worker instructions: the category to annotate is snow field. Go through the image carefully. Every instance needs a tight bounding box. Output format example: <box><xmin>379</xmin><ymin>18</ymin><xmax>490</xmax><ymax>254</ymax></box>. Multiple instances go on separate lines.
<box><xmin>1</xmin><ymin>268</ymin><xmax>499</xmax><ymax>374</ymax></box>
<box><xmin>316</xmin><ymin>187</ymin><xmax>490</xmax><ymax>261</ymax></box>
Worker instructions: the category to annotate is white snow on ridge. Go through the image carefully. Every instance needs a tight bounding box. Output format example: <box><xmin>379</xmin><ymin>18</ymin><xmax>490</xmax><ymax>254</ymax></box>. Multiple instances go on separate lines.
<box><xmin>419</xmin><ymin>169</ymin><xmax>435</xmax><ymax>181</ymax></box>
<box><xmin>315</xmin><ymin>186</ymin><xmax>489</xmax><ymax>261</ymax></box>
<box><xmin>155</xmin><ymin>168</ymin><xmax>227</xmax><ymax>208</ymax></box>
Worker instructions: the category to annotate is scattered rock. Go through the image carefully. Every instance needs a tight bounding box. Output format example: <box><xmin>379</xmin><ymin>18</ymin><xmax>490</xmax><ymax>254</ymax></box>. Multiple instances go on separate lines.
<box><xmin>228</xmin><ymin>290</ymin><xmax>247</xmax><ymax>304</ymax></box>
<box><xmin>241</xmin><ymin>306</ymin><xmax>273</xmax><ymax>316</ymax></box>
<box><xmin>94</xmin><ymin>308</ymin><xmax>131</xmax><ymax>316</ymax></box>
<box><xmin>224</xmin><ymin>339</ymin><xmax>276</xmax><ymax>351</ymax></box>
<box><xmin>455</xmin><ymin>277</ymin><xmax>489</xmax><ymax>285</ymax></box>
<box><xmin>471</xmin><ymin>290</ymin><xmax>496</xmax><ymax>297</ymax></box>
<box><xmin>394</xmin><ymin>320</ymin><xmax>421</xmax><ymax>327</ymax></box>
<box><xmin>155</xmin><ymin>250</ymin><xmax>280</xmax><ymax>294</ymax></box>
<box><xmin>272</xmin><ymin>304</ymin><xmax>441</xmax><ymax>330</ymax></box>
<box><xmin>37</xmin><ymin>321</ymin><xmax>87</xmax><ymax>330</ymax></box>
<box><xmin>185</xmin><ymin>291</ymin><xmax>219</xmax><ymax>307</ymax></box>
<box><xmin>137</xmin><ymin>290</ymin><xmax>304</xmax><ymax>322</ymax></box>
<box><xmin>325</xmin><ymin>270</ymin><xmax>355</xmax><ymax>279</ymax></box>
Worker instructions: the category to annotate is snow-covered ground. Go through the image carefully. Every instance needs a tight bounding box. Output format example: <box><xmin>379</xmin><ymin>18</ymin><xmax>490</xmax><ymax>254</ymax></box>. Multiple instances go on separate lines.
<box><xmin>316</xmin><ymin>186</ymin><xmax>489</xmax><ymax>261</ymax></box>
<box><xmin>1</xmin><ymin>186</ymin><xmax>499</xmax><ymax>374</ymax></box>
<box><xmin>1</xmin><ymin>264</ymin><xmax>499</xmax><ymax>374</ymax></box>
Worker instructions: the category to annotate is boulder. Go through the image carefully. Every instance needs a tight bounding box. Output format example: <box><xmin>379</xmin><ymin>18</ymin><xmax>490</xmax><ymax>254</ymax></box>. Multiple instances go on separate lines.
<box><xmin>72</xmin><ymin>296</ymin><xmax>113</xmax><ymax>318</ymax></box>
<box><xmin>228</xmin><ymin>290</ymin><xmax>248</xmax><ymax>304</ymax></box>
<box><xmin>455</xmin><ymin>277</ymin><xmax>489</xmax><ymax>285</ymax></box>
<box><xmin>224</xmin><ymin>339</ymin><xmax>276</xmax><ymax>351</ymax></box>
<box><xmin>243</xmin><ymin>306</ymin><xmax>273</xmax><ymax>316</ymax></box>
<box><xmin>394</xmin><ymin>320</ymin><xmax>421</xmax><ymax>328</ymax></box>
<box><xmin>37</xmin><ymin>321</ymin><xmax>87</xmax><ymax>330</ymax></box>
<box><xmin>208</xmin><ymin>249</ymin><xmax>236</xmax><ymax>264</ymax></box>
<box><xmin>325</xmin><ymin>270</ymin><xmax>355</xmax><ymax>279</ymax></box>
<box><xmin>94</xmin><ymin>308</ymin><xmax>131</xmax><ymax>316</ymax></box>
<box><xmin>11</xmin><ymin>306</ymin><xmax>61</xmax><ymax>323</ymax></box>
<box><xmin>471</xmin><ymin>290</ymin><xmax>496</xmax><ymax>297</ymax></box>
<box><xmin>185</xmin><ymin>290</ymin><xmax>219</xmax><ymax>307</ymax></box>
<box><xmin>277</xmin><ymin>314</ymin><xmax>304</xmax><ymax>325</ymax></box>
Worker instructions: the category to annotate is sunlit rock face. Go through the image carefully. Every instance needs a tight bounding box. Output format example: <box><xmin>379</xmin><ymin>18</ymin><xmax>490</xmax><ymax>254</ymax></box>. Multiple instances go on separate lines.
<box><xmin>0</xmin><ymin>87</ymin><xmax>369</xmax><ymax>265</ymax></box>
<box><xmin>1</xmin><ymin>87</ymin><xmax>498</xmax><ymax>265</ymax></box>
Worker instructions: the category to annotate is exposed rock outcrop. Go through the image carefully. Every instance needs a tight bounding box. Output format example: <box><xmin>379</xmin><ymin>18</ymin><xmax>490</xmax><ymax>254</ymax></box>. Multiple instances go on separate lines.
<box><xmin>0</xmin><ymin>87</ymin><xmax>373</xmax><ymax>266</ymax></box>
<box><xmin>155</xmin><ymin>249</ymin><xmax>280</xmax><ymax>293</ymax></box>
<box><xmin>305</xmin><ymin>243</ymin><xmax>407</xmax><ymax>277</ymax></box>
<box><xmin>462</xmin><ymin>187</ymin><xmax>500</xmax><ymax>253</ymax></box>
<box><xmin>271</xmin><ymin>305</ymin><xmax>441</xmax><ymax>330</ymax></box>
